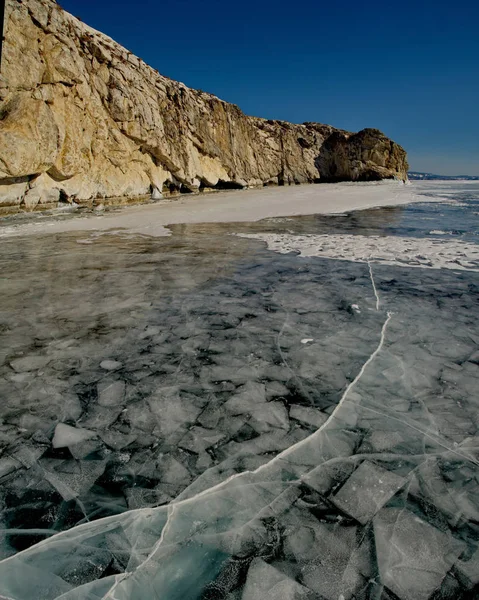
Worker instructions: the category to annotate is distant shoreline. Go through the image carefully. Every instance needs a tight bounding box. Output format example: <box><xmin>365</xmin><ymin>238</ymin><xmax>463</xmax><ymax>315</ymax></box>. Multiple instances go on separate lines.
<box><xmin>408</xmin><ymin>172</ymin><xmax>479</xmax><ymax>181</ymax></box>
<box><xmin>0</xmin><ymin>181</ymin><xmax>432</xmax><ymax>239</ymax></box>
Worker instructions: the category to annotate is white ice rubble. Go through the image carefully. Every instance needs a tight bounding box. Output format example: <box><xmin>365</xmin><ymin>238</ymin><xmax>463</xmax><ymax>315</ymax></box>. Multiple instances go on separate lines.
<box><xmin>237</xmin><ymin>233</ymin><xmax>479</xmax><ymax>271</ymax></box>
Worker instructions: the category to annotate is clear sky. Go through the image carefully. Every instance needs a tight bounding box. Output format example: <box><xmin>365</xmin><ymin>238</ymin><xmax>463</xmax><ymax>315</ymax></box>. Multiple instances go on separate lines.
<box><xmin>61</xmin><ymin>0</ymin><xmax>479</xmax><ymax>176</ymax></box>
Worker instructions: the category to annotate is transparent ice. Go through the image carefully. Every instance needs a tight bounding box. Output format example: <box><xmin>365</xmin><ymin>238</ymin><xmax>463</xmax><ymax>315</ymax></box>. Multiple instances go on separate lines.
<box><xmin>0</xmin><ymin>185</ymin><xmax>478</xmax><ymax>598</ymax></box>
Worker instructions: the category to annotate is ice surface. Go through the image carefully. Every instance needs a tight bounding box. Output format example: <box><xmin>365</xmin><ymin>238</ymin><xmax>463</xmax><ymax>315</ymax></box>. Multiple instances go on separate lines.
<box><xmin>52</xmin><ymin>424</ymin><xmax>96</xmax><ymax>449</ymax></box>
<box><xmin>289</xmin><ymin>405</ymin><xmax>328</xmax><ymax>429</ymax></box>
<box><xmin>374</xmin><ymin>507</ymin><xmax>466</xmax><ymax>600</ymax></box>
<box><xmin>10</xmin><ymin>355</ymin><xmax>50</xmax><ymax>372</ymax></box>
<box><xmin>242</xmin><ymin>558</ymin><xmax>310</xmax><ymax>599</ymax></box>
<box><xmin>457</xmin><ymin>547</ymin><xmax>479</xmax><ymax>588</ymax></box>
<box><xmin>99</xmin><ymin>360</ymin><xmax>122</xmax><ymax>371</ymax></box>
<box><xmin>0</xmin><ymin>186</ymin><xmax>478</xmax><ymax>598</ymax></box>
<box><xmin>97</xmin><ymin>380</ymin><xmax>126</xmax><ymax>407</ymax></box>
<box><xmin>41</xmin><ymin>459</ymin><xmax>107</xmax><ymax>501</ymax></box>
<box><xmin>331</xmin><ymin>460</ymin><xmax>406</xmax><ymax>524</ymax></box>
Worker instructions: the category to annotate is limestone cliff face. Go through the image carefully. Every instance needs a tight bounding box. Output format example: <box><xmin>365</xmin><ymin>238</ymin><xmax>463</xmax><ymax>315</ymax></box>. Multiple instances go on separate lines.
<box><xmin>0</xmin><ymin>0</ymin><xmax>408</xmax><ymax>212</ymax></box>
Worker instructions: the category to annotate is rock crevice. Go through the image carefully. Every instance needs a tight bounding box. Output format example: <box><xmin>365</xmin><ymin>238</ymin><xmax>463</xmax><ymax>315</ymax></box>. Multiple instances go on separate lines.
<box><xmin>0</xmin><ymin>0</ymin><xmax>408</xmax><ymax>212</ymax></box>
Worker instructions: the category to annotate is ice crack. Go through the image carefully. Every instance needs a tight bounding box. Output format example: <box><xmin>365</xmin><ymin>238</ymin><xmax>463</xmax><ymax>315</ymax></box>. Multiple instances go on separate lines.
<box><xmin>367</xmin><ymin>259</ymin><xmax>380</xmax><ymax>311</ymax></box>
<box><xmin>252</xmin><ymin>311</ymin><xmax>393</xmax><ymax>474</ymax></box>
<box><xmin>102</xmin><ymin>504</ymin><xmax>177</xmax><ymax>599</ymax></box>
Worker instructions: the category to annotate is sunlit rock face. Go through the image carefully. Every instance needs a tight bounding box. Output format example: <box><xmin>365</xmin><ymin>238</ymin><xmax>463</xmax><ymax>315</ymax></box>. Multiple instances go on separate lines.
<box><xmin>316</xmin><ymin>128</ymin><xmax>410</xmax><ymax>182</ymax></box>
<box><xmin>0</xmin><ymin>0</ymin><xmax>408</xmax><ymax>212</ymax></box>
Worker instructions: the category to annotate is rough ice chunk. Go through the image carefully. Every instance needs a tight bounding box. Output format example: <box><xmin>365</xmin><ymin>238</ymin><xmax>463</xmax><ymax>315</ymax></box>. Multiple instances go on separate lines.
<box><xmin>242</xmin><ymin>558</ymin><xmax>310</xmax><ymax>600</ymax></box>
<box><xmin>147</xmin><ymin>387</ymin><xmax>203</xmax><ymax>434</ymax></box>
<box><xmin>99</xmin><ymin>359</ymin><xmax>122</xmax><ymax>371</ymax></box>
<box><xmin>97</xmin><ymin>379</ymin><xmax>126</xmax><ymax>406</ymax></box>
<box><xmin>59</xmin><ymin>393</ymin><xmax>83</xmax><ymax>422</ymax></box>
<box><xmin>12</xmin><ymin>444</ymin><xmax>46</xmax><ymax>468</ymax></box>
<box><xmin>31</xmin><ymin>545</ymin><xmax>113</xmax><ymax>589</ymax></box>
<box><xmin>124</xmin><ymin>400</ymin><xmax>154</xmax><ymax>433</ymax></box>
<box><xmin>331</xmin><ymin>461</ymin><xmax>406</xmax><ymax>524</ymax></box>
<box><xmin>456</xmin><ymin>547</ymin><xmax>479</xmax><ymax>588</ymax></box>
<box><xmin>52</xmin><ymin>423</ymin><xmax>97</xmax><ymax>449</ymax></box>
<box><xmin>10</xmin><ymin>355</ymin><xmax>49</xmax><ymax>372</ymax></box>
<box><xmin>81</xmin><ymin>405</ymin><xmax>123</xmax><ymax>430</ymax></box>
<box><xmin>289</xmin><ymin>405</ymin><xmax>328</xmax><ymax>429</ymax></box>
<box><xmin>374</xmin><ymin>507</ymin><xmax>466</xmax><ymax>600</ymax></box>
<box><xmin>125</xmin><ymin>487</ymin><xmax>174</xmax><ymax>509</ymax></box>
<box><xmin>0</xmin><ymin>562</ymin><xmax>72</xmax><ymax>599</ymax></box>
<box><xmin>221</xmin><ymin>429</ymin><xmax>307</xmax><ymax>459</ymax></box>
<box><xmin>41</xmin><ymin>459</ymin><xmax>106</xmax><ymax>501</ymax></box>
<box><xmin>156</xmin><ymin>455</ymin><xmax>191</xmax><ymax>486</ymax></box>
<box><xmin>202</xmin><ymin>365</ymin><xmax>260</xmax><ymax>385</ymax></box>
<box><xmin>292</xmin><ymin>522</ymin><xmax>361</xmax><ymax>600</ymax></box>
<box><xmin>265</xmin><ymin>381</ymin><xmax>289</xmax><ymax>400</ymax></box>
<box><xmin>224</xmin><ymin>382</ymin><xmax>266</xmax><ymax>414</ymax></box>
<box><xmin>301</xmin><ymin>430</ymin><xmax>362</xmax><ymax>493</ymax></box>
<box><xmin>367</xmin><ymin>430</ymin><xmax>404</xmax><ymax>452</ymax></box>
<box><xmin>179</xmin><ymin>426</ymin><xmax>225</xmax><ymax>454</ymax></box>
<box><xmin>0</xmin><ymin>455</ymin><xmax>22</xmax><ymax>478</ymax></box>
<box><xmin>249</xmin><ymin>401</ymin><xmax>289</xmax><ymax>432</ymax></box>
<box><xmin>408</xmin><ymin>459</ymin><xmax>461</xmax><ymax>526</ymax></box>
<box><xmin>68</xmin><ymin>439</ymin><xmax>103</xmax><ymax>460</ymax></box>
<box><xmin>302</xmin><ymin>460</ymin><xmax>356</xmax><ymax>496</ymax></box>
<box><xmin>100</xmin><ymin>430</ymin><xmax>137</xmax><ymax>450</ymax></box>
<box><xmin>139</xmin><ymin>325</ymin><xmax>161</xmax><ymax>339</ymax></box>
<box><xmin>196</xmin><ymin>402</ymin><xmax>222</xmax><ymax>429</ymax></box>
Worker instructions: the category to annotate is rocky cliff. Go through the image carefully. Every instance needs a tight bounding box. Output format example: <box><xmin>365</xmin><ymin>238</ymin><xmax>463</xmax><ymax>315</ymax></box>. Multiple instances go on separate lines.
<box><xmin>0</xmin><ymin>0</ymin><xmax>408</xmax><ymax>212</ymax></box>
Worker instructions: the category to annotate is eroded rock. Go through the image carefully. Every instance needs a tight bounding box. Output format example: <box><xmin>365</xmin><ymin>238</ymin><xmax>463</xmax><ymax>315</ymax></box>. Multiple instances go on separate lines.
<box><xmin>0</xmin><ymin>0</ymin><xmax>408</xmax><ymax>212</ymax></box>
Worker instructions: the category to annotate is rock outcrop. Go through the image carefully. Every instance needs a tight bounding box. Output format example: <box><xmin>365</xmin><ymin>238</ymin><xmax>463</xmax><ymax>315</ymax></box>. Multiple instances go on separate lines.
<box><xmin>0</xmin><ymin>0</ymin><xmax>408</xmax><ymax>212</ymax></box>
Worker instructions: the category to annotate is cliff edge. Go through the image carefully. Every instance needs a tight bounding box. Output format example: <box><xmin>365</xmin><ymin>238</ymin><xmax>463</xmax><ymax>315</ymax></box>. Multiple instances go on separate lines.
<box><xmin>0</xmin><ymin>0</ymin><xmax>408</xmax><ymax>212</ymax></box>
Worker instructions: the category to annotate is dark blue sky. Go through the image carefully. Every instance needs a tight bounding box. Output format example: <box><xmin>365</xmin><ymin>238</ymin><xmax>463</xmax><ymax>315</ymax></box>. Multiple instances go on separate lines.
<box><xmin>61</xmin><ymin>0</ymin><xmax>478</xmax><ymax>175</ymax></box>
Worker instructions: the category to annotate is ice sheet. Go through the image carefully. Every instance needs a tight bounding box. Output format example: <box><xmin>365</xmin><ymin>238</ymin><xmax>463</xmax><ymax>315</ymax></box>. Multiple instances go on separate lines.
<box><xmin>0</xmin><ymin>187</ymin><xmax>478</xmax><ymax>599</ymax></box>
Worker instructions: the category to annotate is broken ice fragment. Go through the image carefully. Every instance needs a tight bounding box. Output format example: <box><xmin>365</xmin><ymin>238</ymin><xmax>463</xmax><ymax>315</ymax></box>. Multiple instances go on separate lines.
<box><xmin>294</xmin><ymin>522</ymin><xmax>361</xmax><ymax>600</ymax></box>
<box><xmin>374</xmin><ymin>507</ymin><xmax>466</xmax><ymax>600</ymax></box>
<box><xmin>331</xmin><ymin>461</ymin><xmax>405</xmax><ymax>524</ymax></box>
<box><xmin>265</xmin><ymin>381</ymin><xmax>290</xmax><ymax>399</ymax></box>
<box><xmin>223</xmin><ymin>382</ymin><xmax>267</xmax><ymax>414</ymax></box>
<box><xmin>100</xmin><ymin>430</ymin><xmax>137</xmax><ymax>450</ymax></box>
<box><xmin>0</xmin><ymin>455</ymin><xmax>22</xmax><ymax>478</ymax></box>
<box><xmin>10</xmin><ymin>355</ymin><xmax>49</xmax><ymax>372</ymax></box>
<box><xmin>179</xmin><ymin>426</ymin><xmax>225</xmax><ymax>454</ymax></box>
<box><xmin>125</xmin><ymin>487</ymin><xmax>174</xmax><ymax>509</ymax></box>
<box><xmin>456</xmin><ymin>546</ymin><xmax>479</xmax><ymax>588</ymax></box>
<box><xmin>52</xmin><ymin>423</ymin><xmax>96</xmax><ymax>449</ymax></box>
<box><xmin>289</xmin><ymin>405</ymin><xmax>328</xmax><ymax>429</ymax></box>
<box><xmin>148</xmin><ymin>392</ymin><xmax>202</xmax><ymax>437</ymax></box>
<box><xmin>100</xmin><ymin>359</ymin><xmax>122</xmax><ymax>371</ymax></box>
<box><xmin>156</xmin><ymin>455</ymin><xmax>191</xmax><ymax>486</ymax></box>
<box><xmin>81</xmin><ymin>405</ymin><xmax>123</xmax><ymax>430</ymax></box>
<box><xmin>249</xmin><ymin>401</ymin><xmax>289</xmax><ymax>432</ymax></box>
<box><xmin>41</xmin><ymin>459</ymin><xmax>106</xmax><ymax>501</ymax></box>
<box><xmin>242</xmin><ymin>557</ymin><xmax>310</xmax><ymax>600</ymax></box>
<box><xmin>302</xmin><ymin>460</ymin><xmax>356</xmax><ymax>495</ymax></box>
<box><xmin>97</xmin><ymin>379</ymin><xmax>126</xmax><ymax>406</ymax></box>
<box><xmin>68</xmin><ymin>438</ymin><xmax>103</xmax><ymax>460</ymax></box>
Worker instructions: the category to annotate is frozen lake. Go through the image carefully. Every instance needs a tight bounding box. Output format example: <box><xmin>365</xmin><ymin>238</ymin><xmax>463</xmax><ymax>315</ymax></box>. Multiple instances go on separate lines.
<box><xmin>0</xmin><ymin>181</ymin><xmax>478</xmax><ymax>599</ymax></box>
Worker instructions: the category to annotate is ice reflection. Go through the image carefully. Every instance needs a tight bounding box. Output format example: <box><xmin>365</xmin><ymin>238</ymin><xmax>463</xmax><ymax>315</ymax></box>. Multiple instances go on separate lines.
<box><xmin>0</xmin><ymin>204</ymin><xmax>478</xmax><ymax>599</ymax></box>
